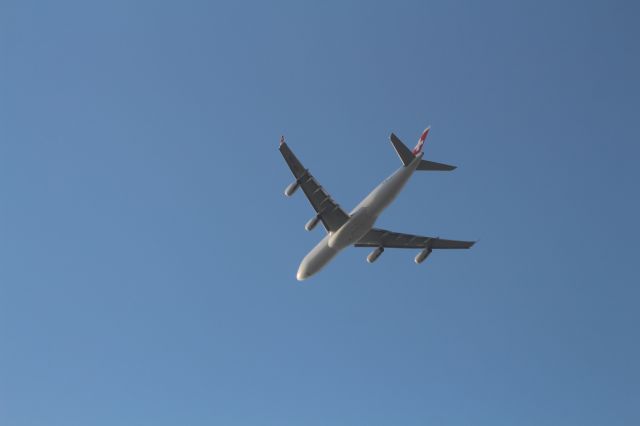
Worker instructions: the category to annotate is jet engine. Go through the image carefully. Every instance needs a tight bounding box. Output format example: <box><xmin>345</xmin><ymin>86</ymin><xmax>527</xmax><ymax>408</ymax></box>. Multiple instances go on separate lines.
<box><xmin>414</xmin><ymin>248</ymin><xmax>432</xmax><ymax>264</ymax></box>
<box><xmin>284</xmin><ymin>181</ymin><xmax>300</xmax><ymax>197</ymax></box>
<box><xmin>367</xmin><ymin>247</ymin><xmax>384</xmax><ymax>263</ymax></box>
<box><xmin>305</xmin><ymin>215</ymin><xmax>320</xmax><ymax>231</ymax></box>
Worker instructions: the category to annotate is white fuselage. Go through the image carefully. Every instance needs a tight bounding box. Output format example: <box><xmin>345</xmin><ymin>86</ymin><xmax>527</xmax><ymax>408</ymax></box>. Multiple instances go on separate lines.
<box><xmin>296</xmin><ymin>153</ymin><xmax>424</xmax><ymax>280</ymax></box>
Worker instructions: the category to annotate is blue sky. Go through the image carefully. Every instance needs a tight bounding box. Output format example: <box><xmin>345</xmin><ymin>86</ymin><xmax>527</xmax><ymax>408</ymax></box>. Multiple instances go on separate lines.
<box><xmin>1</xmin><ymin>1</ymin><xmax>639</xmax><ymax>425</ymax></box>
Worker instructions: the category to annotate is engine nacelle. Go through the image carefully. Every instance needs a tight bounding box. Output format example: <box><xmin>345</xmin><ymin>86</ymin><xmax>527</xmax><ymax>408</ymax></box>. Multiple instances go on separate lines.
<box><xmin>367</xmin><ymin>247</ymin><xmax>384</xmax><ymax>263</ymax></box>
<box><xmin>415</xmin><ymin>248</ymin><xmax>432</xmax><ymax>264</ymax></box>
<box><xmin>284</xmin><ymin>181</ymin><xmax>300</xmax><ymax>197</ymax></box>
<box><xmin>305</xmin><ymin>215</ymin><xmax>320</xmax><ymax>231</ymax></box>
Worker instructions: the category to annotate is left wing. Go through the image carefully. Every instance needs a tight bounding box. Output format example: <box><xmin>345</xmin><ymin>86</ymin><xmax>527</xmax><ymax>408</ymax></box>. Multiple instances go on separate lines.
<box><xmin>355</xmin><ymin>228</ymin><xmax>475</xmax><ymax>249</ymax></box>
<box><xmin>279</xmin><ymin>139</ymin><xmax>350</xmax><ymax>233</ymax></box>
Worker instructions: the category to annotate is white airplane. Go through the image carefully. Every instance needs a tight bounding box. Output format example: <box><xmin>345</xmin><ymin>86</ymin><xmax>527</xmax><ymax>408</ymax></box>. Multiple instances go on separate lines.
<box><xmin>280</xmin><ymin>127</ymin><xmax>475</xmax><ymax>281</ymax></box>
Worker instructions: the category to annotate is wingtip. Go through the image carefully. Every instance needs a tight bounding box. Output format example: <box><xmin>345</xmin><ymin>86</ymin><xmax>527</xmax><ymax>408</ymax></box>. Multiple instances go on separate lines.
<box><xmin>279</xmin><ymin>135</ymin><xmax>285</xmax><ymax>146</ymax></box>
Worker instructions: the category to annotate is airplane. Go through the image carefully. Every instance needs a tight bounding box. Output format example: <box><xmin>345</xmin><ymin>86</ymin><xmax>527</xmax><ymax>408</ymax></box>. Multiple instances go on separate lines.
<box><xmin>279</xmin><ymin>127</ymin><xmax>475</xmax><ymax>281</ymax></box>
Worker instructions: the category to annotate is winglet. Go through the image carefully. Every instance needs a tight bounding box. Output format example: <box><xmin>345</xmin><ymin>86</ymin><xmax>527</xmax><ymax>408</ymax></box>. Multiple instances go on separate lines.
<box><xmin>412</xmin><ymin>127</ymin><xmax>430</xmax><ymax>155</ymax></box>
<box><xmin>280</xmin><ymin>135</ymin><xmax>285</xmax><ymax>146</ymax></box>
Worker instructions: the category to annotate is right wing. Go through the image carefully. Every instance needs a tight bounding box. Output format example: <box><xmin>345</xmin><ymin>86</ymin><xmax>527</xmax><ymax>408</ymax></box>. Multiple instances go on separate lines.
<box><xmin>355</xmin><ymin>228</ymin><xmax>475</xmax><ymax>249</ymax></box>
<box><xmin>279</xmin><ymin>139</ymin><xmax>350</xmax><ymax>233</ymax></box>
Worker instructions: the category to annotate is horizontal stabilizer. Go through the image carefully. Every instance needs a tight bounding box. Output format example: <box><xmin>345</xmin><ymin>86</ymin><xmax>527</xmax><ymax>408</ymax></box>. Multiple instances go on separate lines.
<box><xmin>417</xmin><ymin>159</ymin><xmax>456</xmax><ymax>171</ymax></box>
<box><xmin>391</xmin><ymin>129</ymin><xmax>455</xmax><ymax>171</ymax></box>
<box><xmin>390</xmin><ymin>133</ymin><xmax>414</xmax><ymax>166</ymax></box>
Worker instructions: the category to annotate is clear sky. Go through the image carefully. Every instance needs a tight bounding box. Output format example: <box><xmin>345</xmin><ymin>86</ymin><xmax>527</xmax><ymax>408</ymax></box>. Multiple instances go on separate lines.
<box><xmin>2</xmin><ymin>1</ymin><xmax>639</xmax><ymax>425</ymax></box>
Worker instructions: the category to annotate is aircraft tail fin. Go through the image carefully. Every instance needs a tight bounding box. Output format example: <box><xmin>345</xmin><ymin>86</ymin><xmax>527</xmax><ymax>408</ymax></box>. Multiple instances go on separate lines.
<box><xmin>390</xmin><ymin>127</ymin><xmax>456</xmax><ymax>171</ymax></box>
<box><xmin>412</xmin><ymin>127</ymin><xmax>430</xmax><ymax>155</ymax></box>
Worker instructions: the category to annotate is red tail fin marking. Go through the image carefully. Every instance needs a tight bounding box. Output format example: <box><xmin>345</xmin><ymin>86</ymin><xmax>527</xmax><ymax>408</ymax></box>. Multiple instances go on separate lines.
<box><xmin>412</xmin><ymin>127</ymin><xmax>430</xmax><ymax>155</ymax></box>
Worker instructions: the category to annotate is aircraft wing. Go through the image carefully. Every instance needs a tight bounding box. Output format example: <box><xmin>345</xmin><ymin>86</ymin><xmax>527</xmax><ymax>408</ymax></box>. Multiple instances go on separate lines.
<box><xmin>355</xmin><ymin>228</ymin><xmax>475</xmax><ymax>249</ymax></box>
<box><xmin>279</xmin><ymin>140</ymin><xmax>350</xmax><ymax>233</ymax></box>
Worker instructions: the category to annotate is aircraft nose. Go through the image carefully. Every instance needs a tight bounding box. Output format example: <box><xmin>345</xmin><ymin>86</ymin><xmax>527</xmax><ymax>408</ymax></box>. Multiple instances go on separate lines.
<box><xmin>296</xmin><ymin>268</ymin><xmax>309</xmax><ymax>281</ymax></box>
<box><xmin>296</xmin><ymin>261</ymin><xmax>312</xmax><ymax>281</ymax></box>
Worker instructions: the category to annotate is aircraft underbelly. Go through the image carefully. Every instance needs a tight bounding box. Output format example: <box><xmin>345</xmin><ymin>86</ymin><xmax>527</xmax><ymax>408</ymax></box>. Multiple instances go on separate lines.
<box><xmin>365</xmin><ymin>167</ymin><xmax>412</xmax><ymax>214</ymax></box>
<box><xmin>327</xmin><ymin>209</ymin><xmax>376</xmax><ymax>250</ymax></box>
